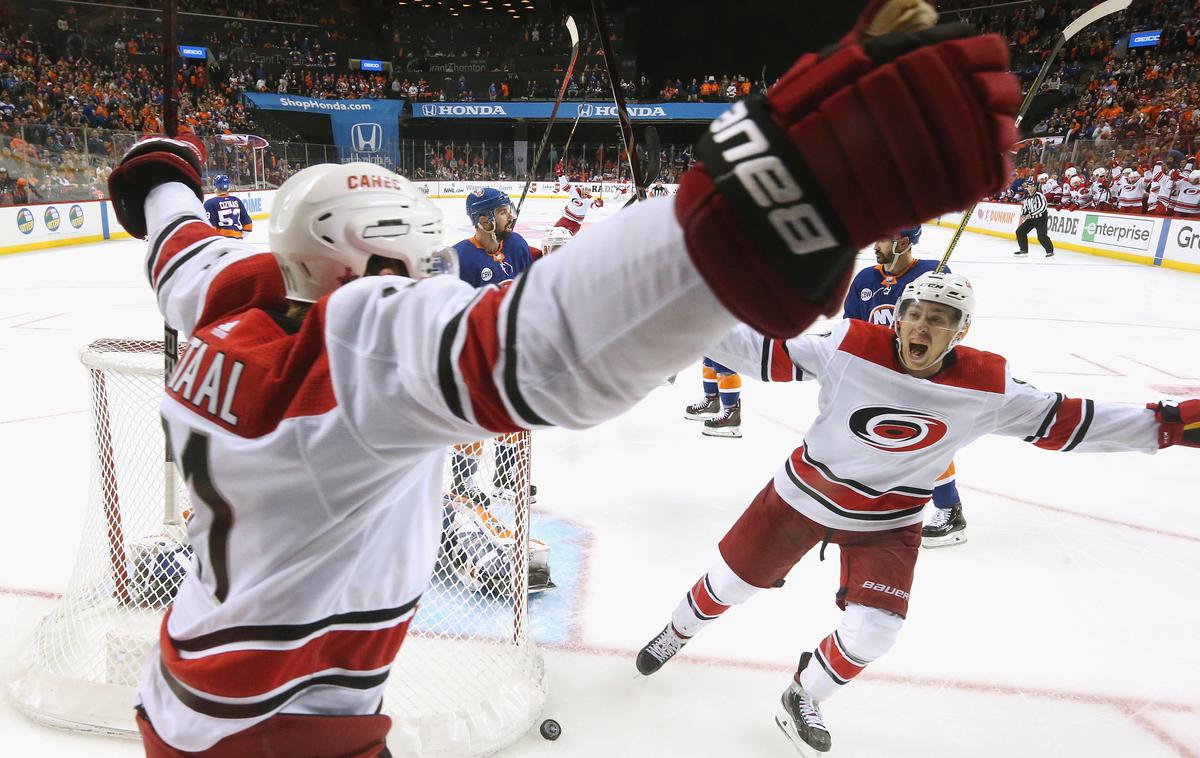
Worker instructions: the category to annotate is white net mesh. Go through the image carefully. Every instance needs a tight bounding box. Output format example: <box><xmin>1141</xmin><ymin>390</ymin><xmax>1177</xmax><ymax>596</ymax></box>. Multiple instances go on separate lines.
<box><xmin>8</xmin><ymin>339</ymin><xmax>546</xmax><ymax>757</ymax></box>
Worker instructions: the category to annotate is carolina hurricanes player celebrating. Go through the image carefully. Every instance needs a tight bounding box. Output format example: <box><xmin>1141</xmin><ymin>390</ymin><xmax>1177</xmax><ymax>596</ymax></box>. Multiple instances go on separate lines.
<box><xmin>636</xmin><ymin>271</ymin><xmax>1199</xmax><ymax>755</ymax></box>
<box><xmin>551</xmin><ymin>171</ymin><xmax>604</xmax><ymax>235</ymax></box>
<box><xmin>103</xmin><ymin>1</ymin><xmax>1020</xmax><ymax>752</ymax></box>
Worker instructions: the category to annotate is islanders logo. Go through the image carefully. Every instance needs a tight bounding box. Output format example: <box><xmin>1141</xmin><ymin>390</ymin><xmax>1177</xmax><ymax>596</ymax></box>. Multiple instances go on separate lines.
<box><xmin>16</xmin><ymin>208</ymin><xmax>34</xmax><ymax>234</ymax></box>
<box><xmin>848</xmin><ymin>406</ymin><xmax>948</xmax><ymax>453</ymax></box>
<box><xmin>44</xmin><ymin>206</ymin><xmax>61</xmax><ymax>232</ymax></box>
<box><xmin>69</xmin><ymin>204</ymin><xmax>85</xmax><ymax>229</ymax></box>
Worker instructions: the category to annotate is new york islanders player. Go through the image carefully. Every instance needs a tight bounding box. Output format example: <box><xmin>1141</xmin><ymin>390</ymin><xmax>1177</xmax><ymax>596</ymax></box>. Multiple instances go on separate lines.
<box><xmin>551</xmin><ymin>174</ymin><xmax>604</xmax><ymax>235</ymax></box>
<box><xmin>450</xmin><ymin>188</ymin><xmax>538</xmax><ymax>529</ymax></box>
<box><xmin>842</xmin><ymin>227</ymin><xmax>967</xmax><ymax>547</ymax></box>
<box><xmin>684</xmin><ymin>358</ymin><xmax>743</xmax><ymax>438</ymax></box>
<box><xmin>452</xmin><ymin>187</ymin><xmax>534</xmax><ymax>288</ymax></box>
<box><xmin>636</xmin><ymin>271</ymin><xmax>1198</xmax><ymax>756</ymax></box>
<box><xmin>202</xmin><ymin>174</ymin><xmax>252</xmax><ymax>239</ymax></box>
<box><xmin>104</xmin><ymin>3</ymin><xmax>1022</xmax><ymax>751</ymax></box>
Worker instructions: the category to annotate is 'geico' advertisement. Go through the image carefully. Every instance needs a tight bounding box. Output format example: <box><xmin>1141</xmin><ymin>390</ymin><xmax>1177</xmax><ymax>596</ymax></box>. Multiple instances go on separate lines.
<box><xmin>1160</xmin><ymin>219</ymin><xmax>1200</xmax><ymax>269</ymax></box>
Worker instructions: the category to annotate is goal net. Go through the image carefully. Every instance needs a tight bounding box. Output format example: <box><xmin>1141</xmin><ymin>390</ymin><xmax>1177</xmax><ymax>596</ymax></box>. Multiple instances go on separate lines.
<box><xmin>8</xmin><ymin>339</ymin><xmax>547</xmax><ymax>757</ymax></box>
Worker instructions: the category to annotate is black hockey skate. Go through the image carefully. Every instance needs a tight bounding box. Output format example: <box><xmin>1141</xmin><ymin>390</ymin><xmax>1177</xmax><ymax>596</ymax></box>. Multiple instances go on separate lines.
<box><xmin>636</xmin><ymin>624</ymin><xmax>689</xmax><ymax>675</ymax></box>
<box><xmin>1044</xmin><ymin>250</ymin><xmax>1056</xmax><ymax>258</ymax></box>
<box><xmin>684</xmin><ymin>395</ymin><xmax>720</xmax><ymax>420</ymax></box>
<box><xmin>922</xmin><ymin>502</ymin><xmax>967</xmax><ymax>548</ymax></box>
<box><xmin>775</xmin><ymin>653</ymin><xmax>832</xmax><ymax>754</ymax></box>
<box><xmin>1013</xmin><ymin>249</ymin><xmax>1028</xmax><ymax>256</ymax></box>
<box><xmin>702</xmin><ymin>401</ymin><xmax>742</xmax><ymax>438</ymax></box>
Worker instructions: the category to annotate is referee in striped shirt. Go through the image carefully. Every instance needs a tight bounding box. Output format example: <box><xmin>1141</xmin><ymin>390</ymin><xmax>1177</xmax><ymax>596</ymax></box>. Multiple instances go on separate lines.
<box><xmin>1014</xmin><ymin>177</ymin><xmax>1055</xmax><ymax>258</ymax></box>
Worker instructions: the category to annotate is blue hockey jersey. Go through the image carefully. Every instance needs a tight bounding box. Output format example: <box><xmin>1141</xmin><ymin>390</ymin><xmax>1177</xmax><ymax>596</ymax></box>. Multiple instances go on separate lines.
<box><xmin>453</xmin><ymin>232</ymin><xmax>534</xmax><ymax>289</ymax></box>
<box><xmin>203</xmin><ymin>194</ymin><xmax>253</xmax><ymax>238</ymax></box>
<box><xmin>842</xmin><ymin>259</ymin><xmax>947</xmax><ymax>326</ymax></box>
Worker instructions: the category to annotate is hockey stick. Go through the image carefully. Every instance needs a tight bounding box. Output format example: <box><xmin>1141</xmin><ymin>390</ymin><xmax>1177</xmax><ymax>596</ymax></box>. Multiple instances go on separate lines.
<box><xmin>162</xmin><ymin>0</ymin><xmax>182</xmax><ymax>527</ymax></box>
<box><xmin>515</xmin><ymin>16</ymin><xmax>580</xmax><ymax>219</ymax></box>
<box><xmin>560</xmin><ymin>86</ymin><xmax>590</xmax><ymax>175</ymax></box>
<box><xmin>591</xmin><ymin>0</ymin><xmax>646</xmax><ymax>203</ymax></box>
<box><xmin>935</xmin><ymin>0</ymin><xmax>1131</xmax><ymax>273</ymax></box>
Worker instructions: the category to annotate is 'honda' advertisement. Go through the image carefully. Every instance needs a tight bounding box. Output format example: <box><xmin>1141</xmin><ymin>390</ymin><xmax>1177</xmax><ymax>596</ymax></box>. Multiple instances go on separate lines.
<box><xmin>242</xmin><ymin>94</ymin><xmax>404</xmax><ymax>167</ymax></box>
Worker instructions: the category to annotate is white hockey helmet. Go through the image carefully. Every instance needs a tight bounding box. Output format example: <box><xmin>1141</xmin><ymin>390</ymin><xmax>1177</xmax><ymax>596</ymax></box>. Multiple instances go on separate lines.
<box><xmin>1065</xmin><ymin>166</ymin><xmax>1078</xmax><ymax>178</ymax></box>
<box><xmin>1123</xmin><ymin>167</ymin><xmax>1135</xmax><ymax>177</ymax></box>
<box><xmin>1037</xmin><ymin>172</ymin><xmax>1049</xmax><ymax>182</ymax></box>
<box><xmin>1070</xmin><ymin>176</ymin><xmax>1083</xmax><ymax>188</ymax></box>
<box><xmin>540</xmin><ymin>225</ymin><xmax>573</xmax><ymax>256</ymax></box>
<box><xmin>269</xmin><ymin>162</ymin><xmax>455</xmax><ymax>302</ymax></box>
<box><xmin>1190</xmin><ymin>169</ymin><xmax>1200</xmax><ymax>182</ymax></box>
<box><xmin>894</xmin><ymin>272</ymin><xmax>975</xmax><ymax>367</ymax></box>
<box><xmin>1092</xmin><ymin>167</ymin><xmax>1107</xmax><ymax>178</ymax></box>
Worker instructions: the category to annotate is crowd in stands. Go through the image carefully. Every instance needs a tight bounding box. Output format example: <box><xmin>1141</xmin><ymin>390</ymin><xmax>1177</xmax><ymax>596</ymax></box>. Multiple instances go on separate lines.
<box><xmin>7</xmin><ymin>0</ymin><xmax>1200</xmax><ymax>207</ymax></box>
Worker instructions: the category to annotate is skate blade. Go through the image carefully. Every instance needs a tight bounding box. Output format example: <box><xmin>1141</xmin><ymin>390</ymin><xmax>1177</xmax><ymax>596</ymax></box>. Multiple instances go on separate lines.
<box><xmin>684</xmin><ymin>412</ymin><xmax>719</xmax><ymax>421</ymax></box>
<box><xmin>921</xmin><ymin>531</ymin><xmax>968</xmax><ymax>549</ymax></box>
<box><xmin>774</xmin><ymin>709</ymin><xmax>825</xmax><ymax>756</ymax></box>
<box><xmin>702</xmin><ymin>427</ymin><xmax>742</xmax><ymax>438</ymax></box>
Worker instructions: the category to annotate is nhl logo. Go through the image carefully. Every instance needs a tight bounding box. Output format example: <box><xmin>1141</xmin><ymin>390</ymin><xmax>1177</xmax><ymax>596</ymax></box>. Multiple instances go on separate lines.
<box><xmin>472</xmin><ymin>189</ymin><xmax>485</xmax><ymax>197</ymax></box>
<box><xmin>481</xmin><ymin>268</ymin><xmax>493</xmax><ymax>282</ymax></box>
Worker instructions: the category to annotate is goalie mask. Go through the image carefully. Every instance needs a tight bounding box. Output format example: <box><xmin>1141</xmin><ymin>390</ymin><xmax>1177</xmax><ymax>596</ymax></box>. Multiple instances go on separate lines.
<box><xmin>893</xmin><ymin>272</ymin><xmax>975</xmax><ymax>371</ymax></box>
<box><xmin>269</xmin><ymin>162</ymin><xmax>456</xmax><ymax>302</ymax></box>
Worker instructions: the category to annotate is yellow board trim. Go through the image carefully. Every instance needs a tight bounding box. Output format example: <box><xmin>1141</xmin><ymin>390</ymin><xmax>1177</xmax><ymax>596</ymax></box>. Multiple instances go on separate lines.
<box><xmin>0</xmin><ymin>234</ymin><xmax>106</xmax><ymax>255</ymax></box>
<box><xmin>928</xmin><ymin>218</ymin><xmax>1200</xmax><ymax>273</ymax></box>
<box><xmin>1</xmin><ymin>212</ymin><xmax>272</xmax><ymax>255</ymax></box>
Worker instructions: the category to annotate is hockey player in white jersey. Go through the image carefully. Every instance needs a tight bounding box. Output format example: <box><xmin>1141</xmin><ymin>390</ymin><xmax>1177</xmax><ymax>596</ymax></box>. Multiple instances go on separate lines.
<box><xmin>103</xmin><ymin>3</ymin><xmax>1021</xmax><ymax>752</ymax></box>
<box><xmin>636</xmin><ymin>273</ymin><xmax>1199</xmax><ymax>755</ymax></box>
<box><xmin>551</xmin><ymin>173</ymin><xmax>604</xmax><ymax>235</ymax></box>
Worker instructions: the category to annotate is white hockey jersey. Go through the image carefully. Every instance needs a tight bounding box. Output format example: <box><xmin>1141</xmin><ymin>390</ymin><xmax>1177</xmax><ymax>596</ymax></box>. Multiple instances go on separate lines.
<box><xmin>1117</xmin><ymin>176</ymin><xmax>1147</xmax><ymax>212</ymax></box>
<box><xmin>554</xmin><ymin>176</ymin><xmax>602</xmax><ymax>232</ymax></box>
<box><xmin>135</xmin><ymin>183</ymin><xmax>735</xmax><ymax>750</ymax></box>
<box><xmin>1171</xmin><ymin>178</ymin><xmax>1200</xmax><ymax>216</ymax></box>
<box><xmin>707</xmin><ymin>319</ymin><xmax>1158</xmax><ymax>532</ymax></box>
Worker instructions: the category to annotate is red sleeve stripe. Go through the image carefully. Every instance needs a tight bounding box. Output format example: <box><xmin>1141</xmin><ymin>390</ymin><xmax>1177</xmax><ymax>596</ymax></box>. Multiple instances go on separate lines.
<box><xmin>445</xmin><ymin>286</ymin><xmax>524</xmax><ymax>434</ymax></box>
<box><xmin>1033</xmin><ymin>397</ymin><xmax>1088</xmax><ymax>451</ymax></box>
<box><xmin>814</xmin><ymin>632</ymin><xmax>867</xmax><ymax>686</ymax></box>
<box><xmin>149</xmin><ymin>218</ymin><xmax>221</xmax><ymax>287</ymax></box>
<box><xmin>500</xmin><ymin>272</ymin><xmax>550</xmax><ymax>427</ymax></box>
<box><xmin>1024</xmin><ymin>393</ymin><xmax>1064</xmax><ymax>443</ymax></box>
<box><xmin>760</xmin><ymin>337</ymin><xmax>804</xmax><ymax>382</ymax></box>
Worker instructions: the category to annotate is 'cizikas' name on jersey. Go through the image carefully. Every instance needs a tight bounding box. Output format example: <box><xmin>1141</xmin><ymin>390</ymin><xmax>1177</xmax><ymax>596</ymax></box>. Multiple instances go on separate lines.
<box><xmin>708</xmin><ymin>100</ymin><xmax>837</xmax><ymax>256</ymax></box>
<box><xmin>168</xmin><ymin>336</ymin><xmax>245</xmax><ymax>426</ymax></box>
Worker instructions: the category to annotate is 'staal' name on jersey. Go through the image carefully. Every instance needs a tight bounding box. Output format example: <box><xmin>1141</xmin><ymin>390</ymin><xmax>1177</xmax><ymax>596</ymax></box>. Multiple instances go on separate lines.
<box><xmin>168</xmin><ymin>336</ymin><xmax>244</xmax><ymax>426</ymax></box>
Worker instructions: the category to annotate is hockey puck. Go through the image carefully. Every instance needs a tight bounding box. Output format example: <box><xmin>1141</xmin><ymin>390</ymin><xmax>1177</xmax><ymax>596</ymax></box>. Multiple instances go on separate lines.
<box><xmin>539</xmin><ymin>718</ymin><xmax>561</xmax><ymax>741</ymax></box>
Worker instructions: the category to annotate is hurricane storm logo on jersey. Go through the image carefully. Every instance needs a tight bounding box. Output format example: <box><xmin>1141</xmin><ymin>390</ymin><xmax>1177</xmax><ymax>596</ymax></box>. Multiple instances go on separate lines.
<box><xmin>849</xmin><ymin>406</ymin><xmax>948</xmax><ymax>452</ymax></box>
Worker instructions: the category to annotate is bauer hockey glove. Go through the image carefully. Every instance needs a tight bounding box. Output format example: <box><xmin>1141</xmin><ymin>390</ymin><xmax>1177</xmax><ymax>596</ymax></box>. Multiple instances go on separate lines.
<box><xmin>1148</xmin><ymin>400</ymin><xmax>1200</xmax><ymax>448</ymax></box>
<box><xmin>108</xmin><ymin>135</ymin><xmax>207</xmax><ymax>239</ymax></box>
<box><xmin>675</xmin><ymin>23</ymin><xmax>1018</xmax><ymax>337</ymax></box>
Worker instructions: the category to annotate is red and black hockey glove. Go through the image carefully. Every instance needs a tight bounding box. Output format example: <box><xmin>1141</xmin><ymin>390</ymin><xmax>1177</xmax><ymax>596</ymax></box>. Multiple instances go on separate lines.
<box><xmin>108</xmin><ymin>135</ymin><xmax>207</xmax><ymax>239</ymax></box>
<box><xmin>675</xmin><ymin>21</ymin><xmax>1018</xmax><ymax>337</ymax></box>
<box><xmin>1148</xmin><ymin>400</ymin><xmax>1200</xmax><ymax>448</ymax></box>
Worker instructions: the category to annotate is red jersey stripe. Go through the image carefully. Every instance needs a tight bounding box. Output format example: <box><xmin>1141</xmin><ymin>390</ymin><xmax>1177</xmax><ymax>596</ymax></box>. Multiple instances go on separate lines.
<box><xmin>817</xmin><ymin>633</ymin><xmax>866</xmax><ymax>682</ymax></box>
<box><xmin>768</xmin><ymin>339</ymin><xmax>795</xmax><ymax>382</ymax></box>
<box><xmin>789</xmin><ymin>446</ymin><xmax>929</xmax><ymax>514</ymax></box>
<box><xmin>161</xmin><ymin>611</ymin><xmax>413</xmax><ymax>700</ymax></box>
